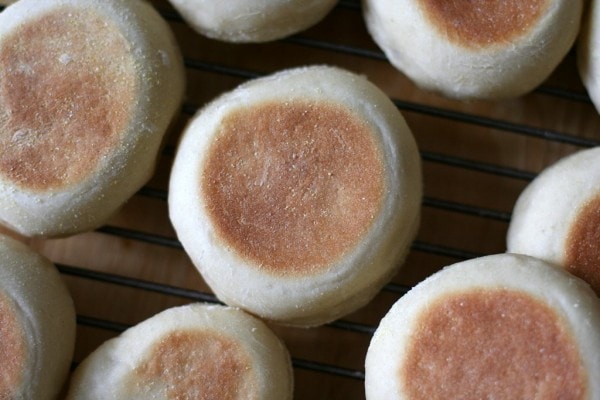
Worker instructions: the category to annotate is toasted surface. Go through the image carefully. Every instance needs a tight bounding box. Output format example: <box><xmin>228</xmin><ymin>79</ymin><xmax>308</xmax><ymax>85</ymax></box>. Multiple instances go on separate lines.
<box><xmin>363</xmin><ymin>0</ymin><xmax>582</xmax><ymax>99</ymax></box>
<box><xmin>566</xmin><ymin>194</ymin><xmax>600</xmax><ymax>294</ymax></box>
<box><xmin>365</xmin><ymin>254</ymin><xmax>600</xmax><ymax>400</ymax></box>
<box><xmin>0</xmin><ymin>234</ymin><xmax>76</xmax><ymax>400</ymax></box>
<box><xmin>418</xmin><ymin>0</ymin><xmax>549</xmax><ymax>48</ymax></box>
<box><xmin>507</xmin><ymin>147</ymin><xmax>600</xmax><ymax>297</ymax></box>
<box><xmin>133</xmin><ymin>330</ymin><xmax>256</xmax><ymax>400</ymax></box>
<box><xmin>0</xmin><ymin>6</ymin><xmax>136</xmax><ymax>191</ymax></box>
<box><xmin>0</xmin><ymin>292</ymin><xmax>26</xmax><ymax>399</ymax></box>
<box><xmin>0</xmin><ymin>0</ymin><xmax>185</xmax><ymax>237</ymax></box>
<box><xmin>402</xmin><ymin>289</ymin><xmax>585</xmax><ymax>399</ymax></box>
<box><xmin>67</xmin><ymin>304</ymin><xmax>293</xmax><ymax>400</ymax></box>
<box><xmin>202</xmin><ymin>100</ymin><xmax>384</xmax><ymax>275</ymax></box>
<box><xmin>169</xmin><ymin>65</ymin><xmax>422</xmax><ymax>326</ymax></box>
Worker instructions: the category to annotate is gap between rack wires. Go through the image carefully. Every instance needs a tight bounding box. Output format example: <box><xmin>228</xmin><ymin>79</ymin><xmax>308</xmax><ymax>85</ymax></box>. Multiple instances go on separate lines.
<box><xmin>59</xmin><ymin>264</ymin><xmax>377</xmax><ymax>385</ymax></box>
<box><xmin>61</xmin><ymin>263</ymin><xmax>375</xmax><ymax>380</ymax></box>
<box><xmin>58</xmin><ymin>262</ymin><xmax>382</xmax><ymax>335</ymax></box>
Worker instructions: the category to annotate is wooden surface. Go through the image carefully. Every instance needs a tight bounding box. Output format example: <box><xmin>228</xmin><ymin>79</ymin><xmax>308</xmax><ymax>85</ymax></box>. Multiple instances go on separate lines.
<box><xmin>2</xmin><ymin>1</ymin><xmax>600</xmax><ymax>399</ymax></box>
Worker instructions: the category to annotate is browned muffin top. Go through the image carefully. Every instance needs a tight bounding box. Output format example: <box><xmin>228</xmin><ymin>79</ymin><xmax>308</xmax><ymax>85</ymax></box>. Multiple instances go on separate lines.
<box><xmin>0</xmin><ymin>7</ymin><xmax>136</xmax><ymax>190</ymax></box>
<box><xmin>202</xmin><ymin>100</ymin><xmax>384</xmax><ymax>275</ymax></box>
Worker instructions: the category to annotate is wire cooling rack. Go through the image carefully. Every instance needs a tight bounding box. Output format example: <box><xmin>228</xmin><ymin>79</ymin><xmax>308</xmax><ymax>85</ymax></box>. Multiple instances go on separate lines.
<box><xmin>2</xmin><ymin>1</ymin><xmax>600</xmax><ymax>398</ymax></box>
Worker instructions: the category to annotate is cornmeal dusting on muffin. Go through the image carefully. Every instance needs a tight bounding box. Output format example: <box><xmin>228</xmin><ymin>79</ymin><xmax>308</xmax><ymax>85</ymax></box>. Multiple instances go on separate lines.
<box><xmin>401</xmin><ymin>289</ymin><xmax>586</xmax><ymax>399</ymax></box>
<box><xmin>202</xmin><ymin>100</ymin><xmax>384</xmax><ymax>275</ymax></box>
<box><xmin>566</xmin><ymin>194</ymin><xmax>600</xmax><ymax>295</ymax></box>
<box><xmin>134</xmin><ymin>330</ymin><xmax>257</xmax><ymax>400</ymax></box>
<box><xmin>0</xmin><ymin>292</ymin><xmax>27</xmax><ymax>398</ymax></box>
<box><xmin>0</xmin><ymin>7</ymin><xmax>136</xmax><ymax>190</ymax></box>
<box><xmin>418</xmin><ymin>0</ymin><xmax>550</xmax><ymax>48</ymax></box>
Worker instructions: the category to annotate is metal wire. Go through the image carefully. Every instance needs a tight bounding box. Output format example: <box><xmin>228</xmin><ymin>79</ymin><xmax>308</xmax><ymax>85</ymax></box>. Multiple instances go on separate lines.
<box><xmin>92</xmin><ymin>22</ymin><xmax>595</xmax><ymax>379</ymax></box>
<box><xmin>2</xmin><ymin>0</ymin><xmax>595</xmax><ymax>387</ymax></box>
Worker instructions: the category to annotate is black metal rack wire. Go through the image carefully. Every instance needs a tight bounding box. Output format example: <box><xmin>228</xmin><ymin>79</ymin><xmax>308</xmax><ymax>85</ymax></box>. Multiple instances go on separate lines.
<box><xmin>2</xmin><ymin>0</ymin><xmax>599</xmax><ymax>398</ymax></box>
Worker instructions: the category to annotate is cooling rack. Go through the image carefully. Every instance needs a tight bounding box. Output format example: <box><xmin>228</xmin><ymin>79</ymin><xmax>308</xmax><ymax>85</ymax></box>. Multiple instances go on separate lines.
<box><xmin>1</xmin><ymin>0</ymin><xmax>600</xmax><ymax>399</ymax></box>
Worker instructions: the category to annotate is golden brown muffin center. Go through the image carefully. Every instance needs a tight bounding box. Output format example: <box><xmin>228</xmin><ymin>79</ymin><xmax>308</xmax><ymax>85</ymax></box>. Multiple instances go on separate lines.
<box><xmin>401</xmin><ymin>289</ymin><xmax>586</xmax><ymax>400</ymax></box>
<box><xmin>0</xmin><ymin>292</ymin><xmax>27</xmax><ymax>398</ymax></box>
<box><xmin>566</xmin><ymin>194</ymin><xmax>600</xmax><ymax>296</ymax></box>
<box><xmin>0</xmin><ymin>7</ymin><xmax>136</xmax><ymax>191</ymax></box>
<box><xmin>202</xmin><ymin>100</ymin><xmax>384</xmax><ymax>275</ymax></box>
<box><xmin>135</xmin><ymin>330</ymin><xmax>257</xmax><ymax>400</ymax></box>
<box><xmin>418</xmin><ymin>0</ymin><xmax>549</xmax><ymax>48</ymax></box>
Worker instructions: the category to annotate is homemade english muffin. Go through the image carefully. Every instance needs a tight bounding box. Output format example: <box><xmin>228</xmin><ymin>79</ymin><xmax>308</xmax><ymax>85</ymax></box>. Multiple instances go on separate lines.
<box><xmin>578</xmin><ymin>0</ymin><xmax>600</xmax><ymax>114</ymax></box>
<box><xmin>365</xmin><ymin>253</ymin><xmax>600</xmax><ymax>400</ymax></box>
<box><xmin>0</xmin><ymin>234</ymin><xmax>76</xmax><ymax>400</ymax></box>
<box><xmin>169</xmin><ymin>65</ymin><xmax>422</xmax><ymax>327</ymax></box>
<box><xmin>507</xmin><ymin>147</ymin><xmax>600</xmax><ymax>296</ymax></box>
<box><xmin>168</xmin><ymin>0</ymin><xmax>338</xmax><ymax>43</ymax></box>
<box><xmin>67</xmin><ymin>303</ymin><xmax>293</xmax><ymax>400</ymax></box>
<box><xmin>362</xmin><ymin>0</ymin><xmax>583</xmax><ymax>99</ymax></box>
<box><xmin>0</xmin><ymin>0</ymin><xmax>185</xmax><ymax>237</ymax></box>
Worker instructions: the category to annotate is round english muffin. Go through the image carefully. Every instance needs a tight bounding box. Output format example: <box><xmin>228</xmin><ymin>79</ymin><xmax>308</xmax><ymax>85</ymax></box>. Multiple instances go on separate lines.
<box><xmin>67</xmin><ymin>303</ymin><xmax>293</xmax><ymax>400</ymax></box>
<box><xmin>0</xmin><ymin>234</ymin><xmax>76</xmax><ymax>400</ymax></box>
<box><xmin>578</xmin><ymin>0</ymin><xmax>600</xmax><ymax>114</ymax></box>
<box><xmin>507</xmin><ymin>147</ymin><xmax>600</xmax><ymax>296</ymax></box>
<box><xmin>365</xmin><ymin>253</ymin><xmax>600</xmax><ymax>400</ymax></box>
<box><xmin>0</xmin><ymin>0</ymin><xmax>185</xmax><ymax>237</ymax></box>
<box><xmin>168</xmin><ymin>0</ymin><xmax>337</xmax><ymax>43</ymax></box>
<box><xmin>362</xmin><ymin>0</ymin><xmax>583</xmax><ymax>99</ymax></box>
<box><xmin>169</xmin><ymin>65</ymin><xmax>422</xmax><ymax>327</ymax></box>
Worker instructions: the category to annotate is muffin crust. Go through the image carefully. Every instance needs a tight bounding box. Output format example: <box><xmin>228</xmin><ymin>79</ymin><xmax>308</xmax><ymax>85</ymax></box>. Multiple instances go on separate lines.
<box><xmin>566</xmin><ymin>194</ymin><xmax>600</xmax><ymax>295</ymax></box>
<box><xmin>202</xmin><ymin>100</ymin><xmax>384</xmax><ymax>275</ymax></box>
<box><xmin>134</xmin><ymin>330</ymin><xmax>257</xmax><ymax>400</ymax></box>
<box><xmin>401</xmin><ymin>289</ymin><xmax>586</xmax><ymax>399</ymax></box>
<box><xmin>0</xmin><ymin>292</ymin><xmax>26</xmax><ymax>399</ymax></box>
<box><xmin>0</xmin><ymin>7</ymin><xmax>136</xmax><ymax>190</ymax></box>
<box><xmin>418</xmin><ymin>0</ymin><xmax>549</xmax><ymax>48</ymax></box>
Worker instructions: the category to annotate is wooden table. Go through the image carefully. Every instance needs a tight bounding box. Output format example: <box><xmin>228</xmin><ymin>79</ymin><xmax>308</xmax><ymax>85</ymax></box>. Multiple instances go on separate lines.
<box><xmin>2</xmin><ymin>1</ymin><xmax>599</xmax><ymax>398</ymax></box>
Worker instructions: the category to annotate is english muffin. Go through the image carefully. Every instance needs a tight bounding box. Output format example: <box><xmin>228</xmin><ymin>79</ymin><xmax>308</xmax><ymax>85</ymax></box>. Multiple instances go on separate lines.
<box><xmin>67</xmin><ymin>303</ymin><xmax>293</xmax><ymax>400</ymax></box>
<box><xmin>169</xmin><ymin>65</ymin><xmax>422</xmax><ymax>326</ymax></box>
<box><xmin>578</xmin><ymin>0</ymin><xmax>600</xmax><ymax>114</ymax></box>
<box><xmin>168</xmin><ymin>0</ymin><xmax>338</xmax><ymax>43</ymax></box>
<box><xmin>365</xmin><ymin>253</ymin><xmax>600</xmax><ymax>400</ymax></box>
<box><xmin>507</xmin><ymin>147</ymin><xmax>600</xmax><ymax>296</ymax></box>
<box><xmin>0</xmin><ymin>234</ymin><xmax>76</xmax><ymax>400</ymax></box>
<box><xmin>0</xmin><ymin>0</ymin><xmax>185</xmax><ymax>237</ymax></box>
<box><xmin>362</xmin><ymin>0</ymin><xmax>584</xmax><ymax>99</ymax></box>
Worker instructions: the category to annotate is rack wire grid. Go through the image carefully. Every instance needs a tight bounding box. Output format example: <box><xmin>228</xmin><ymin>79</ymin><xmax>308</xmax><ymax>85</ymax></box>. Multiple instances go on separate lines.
<box><xmin>1</xmin><ymin>0</ymin><xmax>599</xmax><ymax>399</ymax></box>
